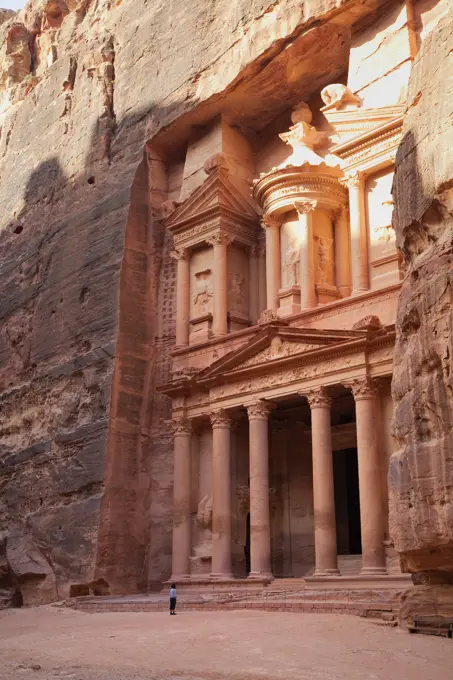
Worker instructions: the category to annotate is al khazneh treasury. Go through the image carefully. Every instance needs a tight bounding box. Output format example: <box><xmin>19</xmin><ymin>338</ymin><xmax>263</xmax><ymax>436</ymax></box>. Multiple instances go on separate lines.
<box><xmin>1</xmin><ymin>0</ymin><xmax>452</xmax><ymax>612</ymax></box>
<box><xmin>159</xmin><ymin>78</ymin><xmax>405</xmax><ymax>585</ymax></box>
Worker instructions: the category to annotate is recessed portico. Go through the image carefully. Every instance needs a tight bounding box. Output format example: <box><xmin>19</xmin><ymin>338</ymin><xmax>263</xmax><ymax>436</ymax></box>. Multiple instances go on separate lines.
<box><xmin>162</xmin><ymin>318</ymin><xmax>397</xmax><ymax>584</ymax></box>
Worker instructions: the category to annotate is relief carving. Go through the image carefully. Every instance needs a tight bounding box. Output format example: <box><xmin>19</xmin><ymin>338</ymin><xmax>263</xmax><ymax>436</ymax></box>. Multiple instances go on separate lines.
<box><xmin>228</xmin><ymin>272</ymin><xmax>246</xmax><ymax>313</ymax></box>
<box><xmin>191</xmin><ymin>495</ymin><xmax>213</xmax><ymax>567</ymax></box>
<box><xmin>283</xmin><ymin>236</ymin><xmax>300</xmax><ymax>286</ymax></box>
<box><xmin>193</xmin><ymin>269</ymin><xmax>213</xmax><ymax>313</ymax></box>
<box><xmin>316</xmin><ymin>236</ymin><xmax>334</xmax><ymax>285</ymax></box>
<box><xmin>320</xmin><ymin>84</ymin><xmax>361</xmax><ymax>109</ymax></box>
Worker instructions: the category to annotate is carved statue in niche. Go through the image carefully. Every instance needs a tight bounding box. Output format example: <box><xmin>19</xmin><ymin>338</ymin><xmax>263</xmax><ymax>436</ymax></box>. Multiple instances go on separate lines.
<box><xmin>283</xmin><ymin>235</ymin><xmax>300</xmax><ymax>286</ymax></box>
<box><xmin>193</xmin><ymin>269</ymin><xmax>213</xmax><ymax>313</ymax></box>
<box><xmin>190</xmin><ymin>494</ymin><xmax>213</xmax><ymax>573</ymax></box>
<box><xmin>228</xmin><ymin>272</ymin><xmax>245</xmax><ymax>313</ymax></box>
<box><xmin>372</xmin><ymin>198</ymin><xmax>395</xmax><ymax>243</ymax></box>
<box><xmin>320</xmin><ymin>84</ymin><xmax>361</xmax><ymax>109</ymax></box>
<box><xmin>316</xmin><ymin>236</ymin><xmax>334</xmax><ymax>284</ymax></box>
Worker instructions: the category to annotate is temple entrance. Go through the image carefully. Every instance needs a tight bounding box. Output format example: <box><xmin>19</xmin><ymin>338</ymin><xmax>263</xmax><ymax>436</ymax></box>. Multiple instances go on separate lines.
<box><xmin>333</xmin><ymin>448</ymin><xmax>362</xmax><ymax>555</ymax></box>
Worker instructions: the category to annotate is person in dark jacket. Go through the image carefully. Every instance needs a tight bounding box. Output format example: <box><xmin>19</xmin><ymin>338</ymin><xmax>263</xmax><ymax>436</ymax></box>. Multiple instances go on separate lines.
<box><xmin>169</xmin><ymin>583</ymin><xmax>177</xmax><ymax>615</ymax></box>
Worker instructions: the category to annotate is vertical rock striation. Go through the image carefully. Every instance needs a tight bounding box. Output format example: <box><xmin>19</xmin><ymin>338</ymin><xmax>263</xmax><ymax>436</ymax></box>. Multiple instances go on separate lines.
<box><xmin>390</xmin><ymin>9</ymin><xmax>453</xmax><ymax>623</ymax></box>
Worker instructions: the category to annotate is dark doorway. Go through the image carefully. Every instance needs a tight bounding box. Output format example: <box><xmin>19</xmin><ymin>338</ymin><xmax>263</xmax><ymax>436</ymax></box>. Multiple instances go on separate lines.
<box><xmin>244</xmin><ymin>512</ymin><xmax>251</xmax><ymax>575</ymax></box>
<box><xmin>333</xmin><ymin>448</ymin><xmax>362</xmax><ymax>555</ymax></box>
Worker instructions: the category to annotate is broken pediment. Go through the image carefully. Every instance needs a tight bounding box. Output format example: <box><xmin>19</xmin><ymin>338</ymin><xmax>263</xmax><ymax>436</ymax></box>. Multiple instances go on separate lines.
<box><xmin>322</xmin><ymin>103</ymin><xmax>406</xmax><ymax>146</ymax></box>
<box><xmin>164</xmin><ymin>165</ymin><xmax>259</xmax><ymax>233</ymax></box>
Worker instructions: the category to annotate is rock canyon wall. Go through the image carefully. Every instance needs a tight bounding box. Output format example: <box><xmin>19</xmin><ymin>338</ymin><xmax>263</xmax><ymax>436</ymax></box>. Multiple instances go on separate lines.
<box><xmin>390</xmin><ymin>7</ymin><xmax>453</xmax><ymax>622</ymax></box>
<box><xmin>0</xmin><ymin>0</ymin><xmax>450</xmax><ymax>607</ymax></box>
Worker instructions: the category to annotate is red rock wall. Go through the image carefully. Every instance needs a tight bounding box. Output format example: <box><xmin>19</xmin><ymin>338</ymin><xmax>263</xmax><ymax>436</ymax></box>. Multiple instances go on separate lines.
<box><xmin>0</xmin><ymin>0</ymin><xmax>390</xmax><ymax>603</ymax></box>
<box><xmin>390</xmin><ymin>10</ymin><xmax>453</xmax><ymax>581</ymax></box>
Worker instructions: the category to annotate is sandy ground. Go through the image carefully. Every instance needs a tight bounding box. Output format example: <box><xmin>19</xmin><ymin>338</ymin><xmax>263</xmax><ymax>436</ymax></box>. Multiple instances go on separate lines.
<box><xmin>0</xmin><ymin>606</ymin><xmax>452</xmax><ymax>680</ymax></box>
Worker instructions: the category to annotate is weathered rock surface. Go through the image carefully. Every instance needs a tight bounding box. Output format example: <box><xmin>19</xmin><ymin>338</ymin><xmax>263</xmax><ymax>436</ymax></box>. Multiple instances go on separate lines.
<box><xmin>390</xmin><ymin>9</ymin><xmax>453</xmax><ymax>618</ymax></box>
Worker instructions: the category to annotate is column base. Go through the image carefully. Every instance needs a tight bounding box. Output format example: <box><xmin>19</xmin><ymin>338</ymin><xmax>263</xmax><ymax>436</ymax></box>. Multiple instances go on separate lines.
<box><xmin>169</xmin><ymin>574</ymin><xmax>191</xmax><ymax>582</ymax></box>
<box><xmin>359</xmin><ymin>566</ymin><xmax>388</xmax><ymax>577</ymax></box>
<box><xmin>247</xmin><ymin>571</ymin><xmax>273</xmax><ymax>581</ymax></box>
<box><xmin>209</xmin><ymin>572</ymin><xmax>233</xmax><ymax>580</ymax></box>
<box><xmin>314</xmin><ymin>568</ymin><xmax>341</xmax><ymax>577</ymax></box>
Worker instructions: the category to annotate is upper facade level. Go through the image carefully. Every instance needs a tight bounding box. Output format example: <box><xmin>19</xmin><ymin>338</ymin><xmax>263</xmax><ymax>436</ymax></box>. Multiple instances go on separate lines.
<box><xmin>163</xmin><ymin>86</ymin><xmax>403</xmax><ymax>361</ymax></box>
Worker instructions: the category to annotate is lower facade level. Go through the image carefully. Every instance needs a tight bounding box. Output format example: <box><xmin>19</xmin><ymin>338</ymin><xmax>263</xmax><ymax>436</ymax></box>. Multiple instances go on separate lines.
<box><xmin>169</xmin><ymin>373</ymin><xmax>400</xmax><ymax>585</ymax></box>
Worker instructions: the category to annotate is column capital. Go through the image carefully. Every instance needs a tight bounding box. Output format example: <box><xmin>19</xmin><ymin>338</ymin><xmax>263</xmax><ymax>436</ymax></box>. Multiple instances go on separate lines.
<box><xmin>340</xmin><ymin>171</ymin><xmax>363</xmax><ymax>189</ymax></box>
<box><xmin>246</xmin><ymin>400</ymin><xmax>274</xmax><ymax>420</ymax></box>
<box><xmin>303</xmin><ymin>387</ymin><xmax>332</xmax><ymax>409</ymax></box>
<box><xmin>209</xmin><ymin>408</ymin><xmax>232</xmax><ymax>428</ymax></box>
<box><xmin>172</xmin><ymin>417</ymin><xmax>193</xmax><ymax>435</ymax></box>
<box><xmin>346</xmin><ymin>377</ymin><xmax>378</xmax><ymax>400</ymax></box>
<box><xmin>206</xmin><ymin>231</ymin><xmax>234</xmax><ymax>247</ymax></box>
<box><xmin>260</xmin><ymin>214</ymin><xmax>282</xmax><ymax>230</ymax></box>
<box><xmin>170</xmin><ymin>247</ymin><xmax>189</xmax><ymax>261</ymax></box>
<box><xmin>293</xmin><ymin>199</ymin><xmax>318</xmax><ymax>215</ymax></box>
<box><xmin>333</xmin><ymin>204</ymin><xmax>349</xmax><ymax>221</ymax></box>
<box><xmin>250</xmin><ymin>243</ymin><xmax>266</xmax><ymax>258</ymax></box>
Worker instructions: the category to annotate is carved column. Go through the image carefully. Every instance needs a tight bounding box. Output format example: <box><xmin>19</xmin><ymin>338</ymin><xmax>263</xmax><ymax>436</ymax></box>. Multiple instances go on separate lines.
<box><xmin>349</xmin><ymin>378</ymin><xmax>387</xmax><ymax>575</ymax></box>
<box><xmin>334</xmin><ymin>206</ymin><xmax>351</xmax><ymax>298</ymax></box>
<box><xmin>343</xmin><ymin>172</ymin><xmax>369</xmax><ymax>294</ymax></box>
<box><xmin>295</xmin><ymin>202</ymin><xmax>316</xmax><ymax>309</ymax></box>
<box><xmin>249</xmin><ymin>245</ymin><xmax>260</xmax><ymax>324</ymax></box>
<box><xmin>171</xmin><ymin>417</ymin><xmax>192</xmax><ymax>580</ymax></box>
<box><xmin>210</xmin><ymin>409</ymin><xmax>232</xmax><ymax>578</ymax></box>
<box><xmin>306</xmin><ymin>388</ymin><xmax>339</xmax><ymax>576</ymax></box>
<box><xmin>247</xmin><ymin>400</ymin><xmax>273</xmax><ymax>579</ymax></box>
<box><xmin>207</xmin><ymin>232</ymin><xmax>232</xmax><ymax>337</ymax></box>
<box><xmin>257</xmin><ymin>243</ymin><xmax>267</xmax><ymax>317</ymax></box>
<box><xmin>171</xmin><ymin>247</ymin><xmax>190</xmax><ymax>347</ymax></box>
<box><xmin>262</xmin><ymin>215</ymin><xmax>281</xmax><ymax>312</ymax></box>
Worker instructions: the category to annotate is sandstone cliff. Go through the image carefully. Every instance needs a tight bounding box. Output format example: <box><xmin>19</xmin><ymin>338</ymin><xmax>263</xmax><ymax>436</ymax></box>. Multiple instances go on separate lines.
<box><xmin>390</xmin><ymin>8</ymin><xmax>453</xmax><ymax>622</ymax></box>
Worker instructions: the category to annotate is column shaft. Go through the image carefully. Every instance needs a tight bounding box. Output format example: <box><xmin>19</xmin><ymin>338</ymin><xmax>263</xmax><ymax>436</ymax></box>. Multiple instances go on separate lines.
<box><xmin>210</xmin><ymin>410</ymin><xmax>232</xmax><ymax>578</ymax></box>
<box><xmin>171</xmin><ymin>419</ymin><xmax>192</xmax><ymax>580</ymax></box>
<box><xmin>249</xmin><ymin>247</ymin><xmax>259</xmax><ymax>324</ymax></box>
<box><xmin>247</xmin><ymin>401</ymin><xmax>272</xmax><ymax>579</ymax></box>
<box><xmin>352</xmin><ymin>379</ymin><xmax>387</xmax><ymax>575</ymax></box>
<box><xmin>258</xmin><ymin>244</ymin><xmax>267</xmax><ymax>317</ymax></box>
<box><xmin>264</xmin><ymin>218</ymin><xmax>281</xmax><ymax>311</ymax></box>
<box><xmin>334</xmin><ymin>207</ymin><xmax>351</xmax><ymax>298</ymax></box>
<box><xmin>297</xmin><ymin>206</ymin><xmax>316</xmax><ymax>309</ymax></box>
<box><xmin>347</xmin><ymin>174</ymin><xmax>369</xmax><ymax>294</ymax></box>
<box><xmin>172</xmin><ymin>249</ymin><xmax>190</xmax><ymax>346</ymax></box>
<box><xmin>208</xmin><ymin>233</ymin><xmax>231</xmax><ymax>336</ymax></box>
<box><xmin>307</xmin><ymin>389</ymin><xmax>339</xmax><ymax>576</ymax></box>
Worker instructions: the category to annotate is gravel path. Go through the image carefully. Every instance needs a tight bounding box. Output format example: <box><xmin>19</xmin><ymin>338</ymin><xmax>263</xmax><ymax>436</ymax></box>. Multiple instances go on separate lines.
<box><xmin>0</xmin><ymin>606</ymin><xmax>451</xmax><ymax>680</ymax></box>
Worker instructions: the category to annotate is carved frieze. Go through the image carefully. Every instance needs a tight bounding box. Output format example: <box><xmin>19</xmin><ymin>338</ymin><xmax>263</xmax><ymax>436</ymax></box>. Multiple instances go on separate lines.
<box><xmin>238</xmin><ymin>337</ymin><xmax>322</xmax><ymax>368</ymax></box>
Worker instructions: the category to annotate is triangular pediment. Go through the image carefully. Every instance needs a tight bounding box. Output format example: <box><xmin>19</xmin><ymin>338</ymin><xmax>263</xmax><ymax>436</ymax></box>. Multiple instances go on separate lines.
<box><xmin>198</xmin><ymin>325</ymin><xmax>365</xmax><ymax>383</ymax></box>
<box><xmin>165</xmin><ymin>167</ymin><xmax>258</xmax><ymax>230</ymax></box>
<box><xmin>322</xmin><ymin>104</ymin><xmax>406</xmax><ymax>146</ymax></box>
